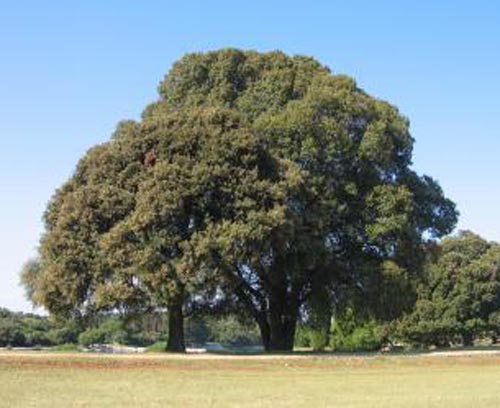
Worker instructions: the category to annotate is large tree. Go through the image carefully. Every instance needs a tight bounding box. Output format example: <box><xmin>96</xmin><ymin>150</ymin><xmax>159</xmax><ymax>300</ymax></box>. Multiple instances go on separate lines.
<box><xmin>23</xmin><ymin>49</ymin><xmax>457</xmax><ymax>351</ymax></box>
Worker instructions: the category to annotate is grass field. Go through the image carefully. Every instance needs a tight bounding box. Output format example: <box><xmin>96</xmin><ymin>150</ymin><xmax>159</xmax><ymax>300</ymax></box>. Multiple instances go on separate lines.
<box><xmin>1</xmin><ymin>351</ymin><xmax>499</xmax><ymax>407</ymax></box>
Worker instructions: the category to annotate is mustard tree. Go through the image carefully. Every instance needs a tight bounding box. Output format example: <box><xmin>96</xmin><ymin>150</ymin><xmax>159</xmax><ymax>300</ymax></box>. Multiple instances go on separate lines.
<box><xmin>23</xmin><ymin>49</ymin><xmax>457</xmax><ymax>351</ymax></box>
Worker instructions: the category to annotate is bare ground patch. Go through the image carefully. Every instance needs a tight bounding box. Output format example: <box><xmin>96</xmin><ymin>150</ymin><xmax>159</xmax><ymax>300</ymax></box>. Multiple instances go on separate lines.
<box><xmin>0</xmin><ymin>349</ymin><xmax>499</xmax><ymax>372</ymax></box>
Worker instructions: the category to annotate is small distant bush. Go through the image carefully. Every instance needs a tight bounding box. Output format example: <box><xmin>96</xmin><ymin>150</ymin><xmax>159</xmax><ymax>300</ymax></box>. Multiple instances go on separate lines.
<box><xmin>330</xmin><ymin>311</ymin><xmax>385</xmax><ymax>352</ymax></box>
<box><xmin>207</xmin><ymin>316</ymin><xmax>260</xmax><ymax>346</ymax></box>
<box><xmin>99</xmin><ymin>318</ymin><xmax>127</xmax><ymax>344</ymax></box>
<box><xmin>488</xmin><ymin>311</ymin><xmax>500</xmax><ymax>343</ymax></box>
<box><xmin>294</xmin><ymin>325</ymin><xmax>329</xmax><ymax>351</ymax></box>
<box><xmin>145</xmin><ymin>342</ymin><xmax>167</xmax><ymax>353</ymax></box>
<box><xmin>77</xmin><ymin>317</ymin><xmax>129</xmax><ymax>346</ymax></box>
<box><xmin>46</xmin><ymin>321</ymin><xmax>81</xmax><ymax>345</ymax></box>
<box><xmin>294</xmin><ymin>325</ymin><xmax>312</xmax><ymax>348</ymax></box>
<box><xmin>331</xmin><ymin>323</ymin><xmax>384</xmax><ymax>352</ymax></box>
<box><xmin>0</xmin><ymin>319</ymin><xmax>26</xmax><ymax>347</ymax></box>
<box><xmin>52</xmin><ymin>343</ymin><xmax>80</xmax><ymax>352</ymax></box>
<box><xmin>78</xmin><ymin>328</ymin><xmax>105</xmax><ymax>346</ymax></box>
<box><xmin>310</xmin><ymin>329</ymin><xmax>329</xmax><ymax>351</ymax></box>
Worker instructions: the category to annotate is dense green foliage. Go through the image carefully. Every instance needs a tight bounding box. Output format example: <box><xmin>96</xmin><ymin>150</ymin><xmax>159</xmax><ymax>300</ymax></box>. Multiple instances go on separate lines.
<box><xmin>22</xmin><ymin>49</ymin><xmax>458</xmax><ymax>351</ymax></box>
<box><xmin>0</xmin><ymin>307</ymin><xmax>260</xmax><ymax>349</ymax></box>
<box><xmin>396</xmin><ymin>231</ymin><xmax>500</xmax><ymax>347</ymax></box>
<box><xmin>183</xmin><ymin>315</ymin><xmax>260</xmax><ymax>346</ymax></box>
<box><xmin>295</xmin><ymin>308</ymin><xmax>385</xmax><ymax>352</ymax></box>
<box><xmin>0</xmin><ymin>308</ymin><xmax>79</xmax><ymax>347</ymax></box>
<box><xmin>330</xmin><ymin>322</ymin><xmax>384</xmax><ymax>352</ymax></box>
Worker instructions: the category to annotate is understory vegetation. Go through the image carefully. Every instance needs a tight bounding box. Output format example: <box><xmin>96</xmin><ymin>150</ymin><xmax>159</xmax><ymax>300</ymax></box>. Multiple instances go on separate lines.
<box><xmin>4</xmin><ymin>232</ymin><xmax>500</xmax><ymax>353</ymax></box>
<box><xmin>0</xmin><ymin>310</ymin><xmax>261</xmax><ymax>349</ymax></box>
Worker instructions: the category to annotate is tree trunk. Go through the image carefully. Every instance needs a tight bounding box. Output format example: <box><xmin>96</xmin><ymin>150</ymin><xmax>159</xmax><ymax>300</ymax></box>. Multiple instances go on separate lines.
<box><xmin>257</xmin><ymin>296</ymin><xmax>298</xmax><ymax>352</ymax></box>
<box><xmin>166</xmin><ymin>297</ymin><xmax>185</xmax><ymax>352</ymax></box>
<box><xmin>308</xmin><ymin>281</ymin><xmax>332</xmax><ymax>351</ymax></box>
<box><xmin>462</xmin><ymin>331</ymin><xmax>474</xmax><ymax>347</ymax></box>
<box><xmin>267</xmin><ymin>314</ymin><xmax>297</xmax><ymax>351</ymax></box>
<box><xmin>232</xmin><ymin>261</ymin><xmax>300</xmax><ymax>352</ymax></box>
<box><xmin>256</xmin><ymin>314</ymin><xmax>271</xmax><ymax>351</ymax></box>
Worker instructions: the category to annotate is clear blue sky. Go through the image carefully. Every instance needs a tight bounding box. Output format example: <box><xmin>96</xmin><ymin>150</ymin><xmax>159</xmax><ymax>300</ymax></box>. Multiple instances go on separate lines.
<box><xmin>1</xmin><ymin>1</ymin><xmax>499</xmax><ymax>312</ymax></box>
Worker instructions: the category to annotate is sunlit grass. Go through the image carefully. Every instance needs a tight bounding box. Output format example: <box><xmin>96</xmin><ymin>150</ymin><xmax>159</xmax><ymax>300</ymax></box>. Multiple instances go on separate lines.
<box><xmin>1</xmin><ymin>351</ymin><xmax>499</xmax><ymax>407</ymax></box>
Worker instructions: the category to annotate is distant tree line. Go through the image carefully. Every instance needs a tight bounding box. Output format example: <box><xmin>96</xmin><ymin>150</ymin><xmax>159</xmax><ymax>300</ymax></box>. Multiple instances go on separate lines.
<box><xmin>0</xmin><ymin>308</ymin><xmax>78</xmax><ymax>347</ymax></box>
<box><xmin>0</xmin><ymin>309</ymin><xmax>260</xmax><ymax>349</ymax></box>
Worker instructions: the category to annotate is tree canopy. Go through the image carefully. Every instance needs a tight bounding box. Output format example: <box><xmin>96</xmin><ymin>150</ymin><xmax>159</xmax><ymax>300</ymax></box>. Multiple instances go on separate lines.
<box><xmin>397</xmin><ymin>231</ymin><xmax>500</xmax><ymax>347</ymax></box>
<box><xmin>23</xmin><ymin>49</ymin><xmax>457</xmax><ymax>351</ymax></box>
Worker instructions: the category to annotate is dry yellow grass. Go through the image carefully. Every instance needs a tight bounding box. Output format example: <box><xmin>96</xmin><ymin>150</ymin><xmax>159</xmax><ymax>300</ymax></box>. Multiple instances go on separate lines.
<box><xmin>0</xmin><ymin>351</ymin><xmax>499</xmax><ymax>407</ymax></box>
